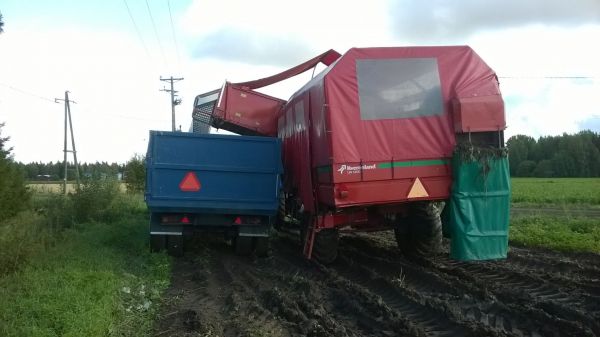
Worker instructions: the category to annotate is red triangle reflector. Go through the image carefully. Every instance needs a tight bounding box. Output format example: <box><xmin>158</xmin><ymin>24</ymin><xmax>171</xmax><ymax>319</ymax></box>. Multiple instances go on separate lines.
<box><xmin>179</xmin><ymin>172</ymin><xmax>201</xmax><ymax>192</ymax></box>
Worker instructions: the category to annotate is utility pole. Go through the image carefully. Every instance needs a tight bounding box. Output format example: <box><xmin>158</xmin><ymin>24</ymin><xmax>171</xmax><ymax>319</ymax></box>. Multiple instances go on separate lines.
<box><xmin>55</xmin><ymin>91</ymin><xmax>80</xmax><ymax>195</ymax></box>
<box><xmin>160</xmin><ymin>76</ymin><xmax>184</xmax><ymax>131</ymax></box>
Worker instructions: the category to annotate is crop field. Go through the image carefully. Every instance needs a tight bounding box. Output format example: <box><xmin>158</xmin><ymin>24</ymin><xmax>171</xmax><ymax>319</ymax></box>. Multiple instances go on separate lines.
<box><xmin>28</xmin><ymin>181</ymin><xmax>128</xmax><ymax>194</ymax></box>
<box><xmin>510</xmin><ymin>178</ymin><xmax>600</xmax><ymax>254</ymax></box>
<box><xmin>511</xmin><ymin>177</ymin><xmax>600</xmax><ymax>205</ymax></box>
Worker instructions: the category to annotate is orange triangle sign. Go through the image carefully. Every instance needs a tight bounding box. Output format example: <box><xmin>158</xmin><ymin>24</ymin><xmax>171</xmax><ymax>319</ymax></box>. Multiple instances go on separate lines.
<box><xmin>179</xmin><ymin>172</ymin><xmax>201</xmax><ymax>192</ymax></box>
<box><xmin>407</xmin><ymin>177</ymin><xmax>428</xmax><ymax>198</ymax></box>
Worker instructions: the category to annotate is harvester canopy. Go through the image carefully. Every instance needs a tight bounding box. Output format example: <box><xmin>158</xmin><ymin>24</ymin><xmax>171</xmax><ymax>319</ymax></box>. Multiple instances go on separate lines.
<box><xmin>288</xmin><ymin>46</ymin><xmax>504</xmax><ymax>169</ymax></box>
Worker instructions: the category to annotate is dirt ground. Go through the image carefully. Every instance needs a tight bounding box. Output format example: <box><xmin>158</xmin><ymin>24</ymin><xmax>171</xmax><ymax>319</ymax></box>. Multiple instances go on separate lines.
<box><xmin>152</xmin><ymin>231</ymin><xmax>600</xmax><ymax>337</ymax></box>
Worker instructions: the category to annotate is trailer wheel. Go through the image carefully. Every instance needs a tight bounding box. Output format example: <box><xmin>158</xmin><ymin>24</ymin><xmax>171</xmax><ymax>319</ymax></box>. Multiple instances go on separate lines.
<box><xmin>234</xmin><ymin>236</ymin><xmax>253</xmax><ymax>256</ymax></box>
<box><xmin>313</xmin><ymin>229</ymin><xmax>339</xmax><ymax>264</ymax></box>
<box><xmin>167</xmin><ymin>235</ymin><xmax>184</xmax><ymax>257</ymax></box>
<box><xmin>299</xmin><ymin>213</ymin><xmax>311</xmax><ymax>247</ymax></box>
<box><xmin>274</xmin><ymin>195</ymin><xmax>286</xmax><ymax>230</ymax></box>
<box><xmin>395</xmin><ymin>201</ymin><xmax>442</xmax><ymax>256</ymax></box>
<box><xmin>254</xmin><ymin>237</ymin><xmax>269</xmax><ymax>257</ymax></box>
<box><xmin>150</xmin><ymin>234</ymin><xmax>166</xmax><ymax>253</ymax></box>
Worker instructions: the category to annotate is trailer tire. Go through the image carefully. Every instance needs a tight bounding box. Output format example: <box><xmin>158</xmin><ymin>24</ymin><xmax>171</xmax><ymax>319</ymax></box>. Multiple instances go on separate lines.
<box><xmin>167</xmin><ymin>235</ymin><xmax>184</xmax><ymax>257</ymax></box>
<box><xmin>313</xmin><ymin>229</ymin><xmax>339</xmax><ymax>264</ymax></box>
<box><xmin>395</xmin><ymin>201</ymin><xmax>442</xmax><ymax>256</ymax></box>
<box><xmin>150</xmin><ymin>234</ymin><xmax>166</xmax><ymax>253</ymax></box>
<box><xmin>274</xmin><ymin>195</ymin><xmax>286</xmax><ymax>230</ymax></box>
<box><xmin>254</xmin><ymin>237</ymin><xmax>269</xmax><ymax>257</ymax></box>
<box><xmin>299</xmin><ymin>213</ymin><xmax>311</xmax><ymax>247</ymax></box>
<box><xmin>234</xmin><ymin>236</ymin><xmax>253</xmax><ymax>256</ymax></box>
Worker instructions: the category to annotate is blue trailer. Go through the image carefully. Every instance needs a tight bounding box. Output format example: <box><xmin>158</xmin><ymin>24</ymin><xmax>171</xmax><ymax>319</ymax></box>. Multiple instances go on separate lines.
<box><xmin>145</xmin><ymin>131</ymin><xmax>282</xmax><ymax>256</ymax></box>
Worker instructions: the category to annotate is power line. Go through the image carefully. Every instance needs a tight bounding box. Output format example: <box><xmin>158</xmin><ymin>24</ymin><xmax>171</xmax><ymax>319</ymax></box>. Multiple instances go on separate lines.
<box><xmin>145</xmin><ymin>0</ymin><xmax>168</xmax><ymax>67</ymax></box>
<box><xmin>167</xmin><ymin>0</ymin><xmax>181</xmax><ymax>70</ymax></box>
<box><xmin>0</xmin><ymin>82</ymin><xmax>168</xmax><ymax>123</ymax></box>
<box><xmin>122</xmin><ymin>0</ymin><xmax>150</xmax><ymax>58</ymax></box>
<box><xmin>0</xmin><ymin>83</ymin><xmax>55</xmax><ymax>103</ymax></box>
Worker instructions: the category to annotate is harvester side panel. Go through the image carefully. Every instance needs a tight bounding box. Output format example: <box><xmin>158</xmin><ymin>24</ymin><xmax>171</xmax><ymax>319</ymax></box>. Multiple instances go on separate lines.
<box><xmin>212</xmin><ymin>83</ymin><xmax>286</xmax><ymax>137</ymax></box>
<box><xmin>281</xmin><ymin>46</ymin><xmax>504</xmax><ymax>210</ymax></box>
<box><xmin>192</xmin><ymin>50</ymin><xmax>342</xmax><ymax>137</ymax></box>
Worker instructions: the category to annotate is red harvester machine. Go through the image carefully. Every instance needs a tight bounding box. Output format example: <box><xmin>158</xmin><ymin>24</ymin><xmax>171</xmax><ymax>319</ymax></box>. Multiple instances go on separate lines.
<box><xmin>192</xmin><ymin>46</ymin><xmax>506</xmax><ymax>263</ymax></box>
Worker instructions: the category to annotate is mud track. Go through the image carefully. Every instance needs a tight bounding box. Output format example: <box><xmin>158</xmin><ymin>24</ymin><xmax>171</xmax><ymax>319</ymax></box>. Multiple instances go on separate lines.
<box><xmin>153</xmin><ymin>232</ymin><xmax>600</xmax><ymax>337</ymax></box>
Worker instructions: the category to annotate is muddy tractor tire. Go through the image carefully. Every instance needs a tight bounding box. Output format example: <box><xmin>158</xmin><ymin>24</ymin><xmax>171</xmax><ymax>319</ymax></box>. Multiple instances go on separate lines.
<box><xmin>254</xmin><ymin>237</ymin><xmax>269</xmax><ymax>257</ymax></box>
<box><xmin>313</xmin><ymin>229</ymin><xmax>340</xmax><ymax>264</ymax></box>
<box><xmin>150</xmin><ymin>234</ymin><xmax>166</xmax><ymax>253</ymax></box>
<box><xmin>395</xmin><ymin>201</ymin><xmax>442</xmax><ymax>256</ymax></box>
<box><xmin>167</xmin><ymin>235</ymin><xmax>184</xmax><ymax>257</ymax></box>
<box><xmin>234</xmin><ymin>236</ymin><xmax>253</xmax><ymax>256</ymax></box>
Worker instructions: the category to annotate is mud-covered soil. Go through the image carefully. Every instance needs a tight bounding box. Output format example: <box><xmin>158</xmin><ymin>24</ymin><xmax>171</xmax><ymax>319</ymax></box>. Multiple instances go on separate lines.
<box><xmin>153</xmin><ymin>231</ymin><xmax>600</xmax><ymax>337</ymax></box>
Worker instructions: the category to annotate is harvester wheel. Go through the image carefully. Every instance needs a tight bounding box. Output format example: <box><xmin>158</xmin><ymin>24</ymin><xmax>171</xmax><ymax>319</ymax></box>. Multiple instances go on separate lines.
<box><xmin>313</xmin><ymin>229</ymin><xmax>339</xmax><ymax>264</ymax></box>
<box><xmin>254</xmin><ymin>237</ymin><xmax>269</xmax><ymax>257</ymax></box>
<box><xmin>167</xmin><ymin>235</ymin><xmax>184</xmax><ymax>257</ymax></box>
<box><xmin>393</xmin><ymin>225</ymin><xmax>410</xmax><ymax>253</ymax></box>
<box><xmin>234</xmin><ymin>236</ymin><xmax>253</xmax><ymax>256</ymax></box>
<box><xmin>299</xmin><ymin>213</ymin><xmax>311</xmax><ymax>247</ymax></box>
<box><xmin>395</xmin><ymin>201</ymin><xmax>442</xmax><ymax>256</ymax></box>
<box><xmin>150</xmin><ymin>234</ymin><xmax>166</xmax><ymax>253</ymax></box>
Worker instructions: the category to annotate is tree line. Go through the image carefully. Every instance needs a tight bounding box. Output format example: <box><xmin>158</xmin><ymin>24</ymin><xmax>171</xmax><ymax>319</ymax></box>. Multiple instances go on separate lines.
<box><xmin>16</xmin><ymin>161</ymin><xmax>125</xmax><ymax>181</ymax></box>
<box><xmin>507</xmin><ymin>130</ymin><xmax>600</xmax><ymax>177</ymax></box>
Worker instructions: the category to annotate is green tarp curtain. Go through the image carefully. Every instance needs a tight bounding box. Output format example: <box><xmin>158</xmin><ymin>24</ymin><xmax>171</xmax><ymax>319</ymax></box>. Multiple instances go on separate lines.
<box><xmin>447</xmin><ymin>150</ymin><xmax>510</xmax><ymax>261</ymax></box>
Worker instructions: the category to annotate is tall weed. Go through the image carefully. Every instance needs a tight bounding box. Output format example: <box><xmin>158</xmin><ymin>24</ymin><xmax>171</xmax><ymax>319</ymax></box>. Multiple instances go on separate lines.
<box><xmin>1</xmin><ymin>178</ymin><xmax>148</xmax><ymax>276</ymax></box>
<box><xmin>71</xmin><ymin>178</ymin><xmax>122</xmax><ymax>223</ymax></box>
<box><xmin>0</xmin><ymin>211</ymin><xmax>54</xmax><ymax>275</ymax></box>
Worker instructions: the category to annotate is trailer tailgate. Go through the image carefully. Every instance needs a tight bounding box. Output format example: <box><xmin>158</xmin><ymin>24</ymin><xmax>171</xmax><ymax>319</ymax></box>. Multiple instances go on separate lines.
<box><xmin>145</xmin><ymin>131</ymin><xmax>282</xmax><ymax>215</ymax></box>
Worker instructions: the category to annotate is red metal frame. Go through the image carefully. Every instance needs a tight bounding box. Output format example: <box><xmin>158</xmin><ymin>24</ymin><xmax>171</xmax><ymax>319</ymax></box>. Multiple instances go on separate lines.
<box><xmin>192</xmin><ymin>47</ymin><xmax>505</xmax><ymax>261</ymax></box>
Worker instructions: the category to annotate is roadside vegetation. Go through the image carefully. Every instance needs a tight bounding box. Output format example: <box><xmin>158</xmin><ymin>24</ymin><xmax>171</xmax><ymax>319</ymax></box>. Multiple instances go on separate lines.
<box><xmin>0</xmin><ymin>123</ymin><xmax>31</xmax><ymax>222</ymax></box>
<box><xmin>0</xmin><ymin>126</ymin><xmax>166</xmax><ymax>337</ymax></box>
<box><xmin>0</xmin><ymin>181</ymin><xmax>170</xmax><ymax>337</ymax></box>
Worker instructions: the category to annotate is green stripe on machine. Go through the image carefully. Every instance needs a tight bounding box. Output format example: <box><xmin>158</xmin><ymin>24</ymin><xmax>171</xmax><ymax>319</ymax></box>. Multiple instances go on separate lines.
<box><xmin>377</xmin><ymin>159</ymin><xmax>448</xmax><ymax>169</ymax></box>
<box><xmin>317</xmin><ymin>159</ymin><xmax>448</xmax><ymax>173</ymax></box>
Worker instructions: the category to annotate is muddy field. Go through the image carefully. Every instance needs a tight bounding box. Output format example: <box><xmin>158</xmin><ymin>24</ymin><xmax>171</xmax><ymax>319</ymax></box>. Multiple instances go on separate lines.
<box><xmin>153</xmin><ymin>231</ymin><xmax>600</xmax><ymax>337</ymax></box>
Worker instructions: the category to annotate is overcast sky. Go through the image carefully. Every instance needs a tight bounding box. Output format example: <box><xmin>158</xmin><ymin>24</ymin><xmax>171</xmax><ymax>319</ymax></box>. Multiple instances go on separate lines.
<box><xmin>1</xmin><ymin>0</ymin><xmax>599</xmax><ymax>163</ymax></box>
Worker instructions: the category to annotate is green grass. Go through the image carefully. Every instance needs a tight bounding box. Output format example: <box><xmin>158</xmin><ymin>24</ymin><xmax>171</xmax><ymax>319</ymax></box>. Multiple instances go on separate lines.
<box><xmin>511</xmin><ymin>178</ymin><xmax>600</xmax><ymax>205</ymax></box>
<box><xmin>0</xmin><ymin>212</ymin><xmax>170</xmax><ymax>337</ymax></box>
<box><xmin>510</xmin><ymin>216</ymin><xmax>600</xmax><ymax>253</ymax></box>
<box><xmin>0</xmin><ymin>185</ymin><xmax>170</xmax><ymax>337</ymax></box>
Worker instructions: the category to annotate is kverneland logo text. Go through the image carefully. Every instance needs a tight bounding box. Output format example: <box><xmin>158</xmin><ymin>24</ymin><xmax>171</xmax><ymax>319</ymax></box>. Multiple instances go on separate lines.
<box><xmin>337</xmin><ymin>164</ymin><xmax>376</xmax><ymax>174</ymax></box>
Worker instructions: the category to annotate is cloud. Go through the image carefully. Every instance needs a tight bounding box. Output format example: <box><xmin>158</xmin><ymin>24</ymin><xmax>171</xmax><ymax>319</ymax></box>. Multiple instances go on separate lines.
<box><xmin>503</xmin><ymin>79</ymin><xmax>600</xmax><ymax>138</ymax></box>
<box><xmin>0</xmin><ymin>26</ymin><xmax>173</xmax><ymax>163</ymax></box>
<box><xmin>579</xmin><ymin>116</ymin><xmax>600</xmax><ymax>132</ymax></box>
<box><xmin>389</xmin><ymin>0</ymin><xmax>600</xmax><ymax>42</ymax></box>
<box><xmin>192</xmin><ymin>29</ymin><xmax>315</xmax><ymax>67</ymax></box>
<box><xmin>181</xmin><ymin>0</ymin><xmax>393</xmax><ymax>66</ymax></box>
